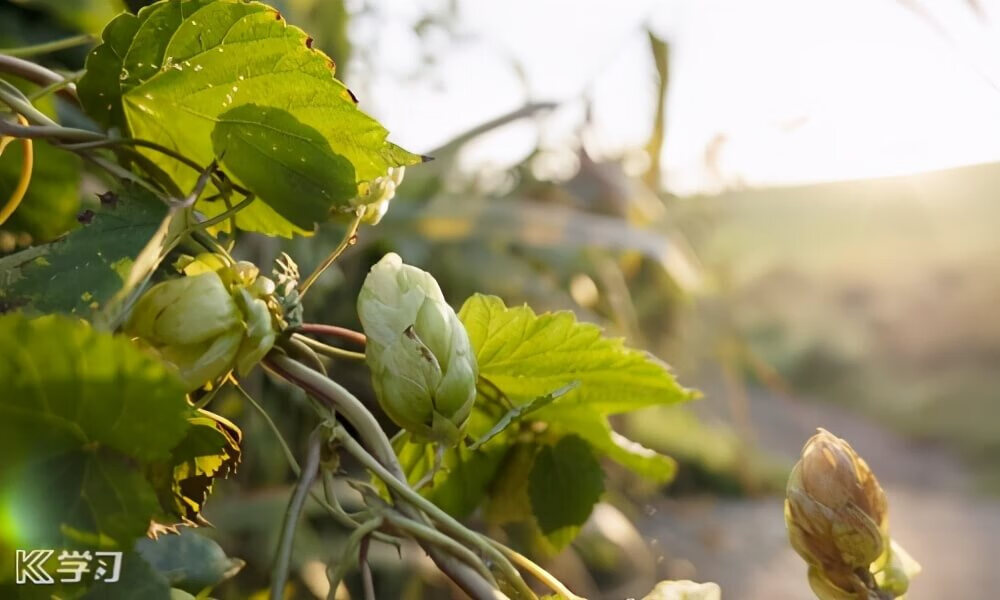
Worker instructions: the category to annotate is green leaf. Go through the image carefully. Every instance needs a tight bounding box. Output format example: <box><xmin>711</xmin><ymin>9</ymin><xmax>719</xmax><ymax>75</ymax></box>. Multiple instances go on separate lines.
<box><xmin>458</xmin><ymin>294</ymin><xmax>694</xmax><ymax>416</ymax></box>
<box><xmin>135</xmin><ymin>528</ymin><xmax>244</xmax><ymax>593</ymax></box>
<box><xmin>528</xmin><ymin>435</ymin><xmax>604</xmax><ymax>549</ymax></box>
<box><xmin>483</xmin><ymin>443</ymin><xmax>537</xmax><ymax>525</ymax></box>
<box><xmin>0</xmin><ymin>314</ymin><xmax>193</xmax><ymax>546</ymax></box>
<box><xmin>549</xmin><ymin>410</ymin><xmax>677</xmax><ymax>483</ymax></box>
<box><xmin>0</xmin><ymin>185</ymin><xmax>168</xmax><ymax>316</ymax></box>
<box><xmin>149</xmin><ymin>410</ymin><xmax>242</xmax><ymax>524</ymax></box>
<box><xmin>78</xmin><ymin>0</ymin><xmax>421</xmax><ymax>237</ymax></box>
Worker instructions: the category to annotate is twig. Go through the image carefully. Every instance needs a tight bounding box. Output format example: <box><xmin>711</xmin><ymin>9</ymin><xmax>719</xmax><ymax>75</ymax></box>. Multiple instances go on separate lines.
<box><xmin>298</xmin><ymin>212</ymin><xmax>363</xmax><ymax>296</ymax></box>
<box><xmin>299</xmin><ymin>323</ymin><xmax>367</xmax><ymax>347</ymax></box>
<box><xmin>271</xmin><ymin>429</ymin><xmax>323</xmax><ymax>600</ymax></box>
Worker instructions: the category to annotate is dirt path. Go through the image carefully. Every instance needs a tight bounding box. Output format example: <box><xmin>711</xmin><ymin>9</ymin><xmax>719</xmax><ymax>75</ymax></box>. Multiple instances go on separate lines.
<box><xmin>637</xmin><ymin>385</ymin><xmax>1000</xmax><ymax>599</ymax></box>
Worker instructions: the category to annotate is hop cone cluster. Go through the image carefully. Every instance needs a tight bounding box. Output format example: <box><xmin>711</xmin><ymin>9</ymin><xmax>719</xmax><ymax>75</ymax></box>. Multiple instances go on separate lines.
<box><xmin>357</xmin><ymin>253</ymin><xmax>477</xmax><ymax>445</ymax></box>
<box><xmin>785</xmin><ymin>429</ymin><xmax>920</xmax><ymax>599</ymax></box>
<box><xmin>125</xmin><ymin>254</ymin><xmax>282</xmax><ymax>391</ymax></box>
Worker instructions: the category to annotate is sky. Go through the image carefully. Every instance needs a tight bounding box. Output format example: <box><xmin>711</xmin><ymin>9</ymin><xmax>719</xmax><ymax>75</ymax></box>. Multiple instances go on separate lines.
<box><xmin>349</xmin><ymin>0</ymin><xmax>1000</xmax><ymax>196</ymax></box>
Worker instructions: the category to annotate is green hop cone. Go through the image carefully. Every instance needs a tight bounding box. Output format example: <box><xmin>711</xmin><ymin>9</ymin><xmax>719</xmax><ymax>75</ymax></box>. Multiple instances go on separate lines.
<box><xmin>785</xmin><ymin>429</ymin><xmax>919</xmax><ymax>599</ymax></box>
<box><xmin>357</xmin><ymin>252</ymin><xmax>477</xmax><ymax>445</ymax></box>
<box><xmin>126</xmin><ymin>254</ymin><xmax>282</xmax><ymax>391</ymax></box>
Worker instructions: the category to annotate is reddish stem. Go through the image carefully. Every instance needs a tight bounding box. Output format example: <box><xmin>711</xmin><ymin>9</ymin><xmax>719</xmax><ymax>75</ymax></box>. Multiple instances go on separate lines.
<box><xmin>299</xmin><ymin>323</ymin><xmax>367</xmax><ymax>348</ymax></box>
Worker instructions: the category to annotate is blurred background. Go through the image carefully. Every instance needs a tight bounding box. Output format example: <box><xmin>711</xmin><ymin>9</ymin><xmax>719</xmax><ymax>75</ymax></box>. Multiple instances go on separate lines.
<box><xmin>4</xmin><ymin>0</ymin><xmax>1000</xmax><ymax>598</ymax></box>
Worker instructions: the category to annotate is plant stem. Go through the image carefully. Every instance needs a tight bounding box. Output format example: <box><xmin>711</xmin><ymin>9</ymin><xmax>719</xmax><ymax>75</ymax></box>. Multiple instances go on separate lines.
<box><xmin>490</xmin><ymin>543</ymin><xmax>586</xmax><ymax>600</ymax></box>
<box><xmin>0</xmin><ymin>114</ymin><xmax>32</xmax><ymax>227</ymax></box>
<box><xmin>235</xmin><ymin>383</ymin><xmax>300</xmax><ymax>472</ymax></box>
<box><xmin>284</xmin><ymin>333</ymin><xmax>328</xmax><ymax>376</ymax></box>
<box><xmin>334</xmin><ymin>425</ymin><xmax>535</xmax><ymax>600</ymax></box>
<box><xmin>0</xmin><ymin>54</ymin><xmax>78</xmax><ymax>101</ymax></box>
<box><xmin>185</xmin><ymin>194</ymin><xmax>255</xmax><ymax>231</ymax></box>
<box><xmin>380</xmin><ymin>510</ymin><xmax>497</xmax><ymax>586</ymax></box>
<box><xmin>271</xmin><ymin>429</ymin><xmax>323</xmax><ymax>600</ymax></box>
<box><xmin>27</xmin><ymin>70</ymin><xmax>83</xmax><ymax>101</ymax></box>
<box><xmin>298</xmin><ymin>213</ymin><xmax>363</xmax><ymax>297</ymax></box>
<box><xmin>359</xmin><ymin>536</ymin><xmax>375</xmax><ymax>600</ymax></box>
<box><xmin>326</xmin><ymin>517</ymin><xmax>384</xmax><ymax>598</ymax></box>
<box><xmin>264</xmin><ymin>354</ymin><xmax>513</xmax><ymax>600</ymax></box>
<box><xmin>293</xmin><ymin>333</ymin><xmax>366</xmax><ymax>361</ymax></box>
<box><xmin>236</xmin><ymin>383</ymin><xmax>397</xmax><ymax>545</ymax></box>
<box><xmin>0</xmin><ymin>35</ymin><xmax>95</xmax><ymax>57</ymax></box>
<box><xmin>299</xmin><ymin>323</ymin><xmax>367</xmax><ymax>347</ymax></box>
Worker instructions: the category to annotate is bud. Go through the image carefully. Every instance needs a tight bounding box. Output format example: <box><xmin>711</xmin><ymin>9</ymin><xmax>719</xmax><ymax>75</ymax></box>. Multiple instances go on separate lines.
<box><xmin>126</xmin><ymin>254</ymin><xmax>282</xmax><ymax>391</ymax></box>
<box><xmin>357</xmin><ymin>253</ymin><xmax>477</xmax><ymax>445</ymax></box>
<box><xmin>785</xmin><ymin>428</ymin><xmax>919</xmax><ymax>599</ymax></box>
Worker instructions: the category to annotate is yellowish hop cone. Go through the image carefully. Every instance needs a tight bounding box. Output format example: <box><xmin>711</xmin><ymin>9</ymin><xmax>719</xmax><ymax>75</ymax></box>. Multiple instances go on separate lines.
<box><xmin>785</xmin><ymin>429</ymin><xmax>921</xmax><ymax>599</ymax></box>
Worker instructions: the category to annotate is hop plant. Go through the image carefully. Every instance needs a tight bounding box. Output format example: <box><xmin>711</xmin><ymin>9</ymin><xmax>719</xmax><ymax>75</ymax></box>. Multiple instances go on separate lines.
<box><xmin>785</xmin><ymin>429</ymin><xmax>920</xmax><ymax>599</ymax></box>
<box><xmin>357</xmin><ymin>252</ymin><xmax>477</xmax><ymax>445</ymax></box>
<box><xmin>125</xmin><ymin>254</ymin><xmax>282</xmax><ymax>391</ymax></box>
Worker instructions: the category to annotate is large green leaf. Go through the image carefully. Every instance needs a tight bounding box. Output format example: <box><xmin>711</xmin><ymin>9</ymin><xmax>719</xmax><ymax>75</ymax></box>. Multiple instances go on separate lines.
<box><xmin>528</xmin><ymin>435</ymin><xmax>604</xmax><ymax>550</ymax></box>
<box><xmin>0</xmin><ymin>314</ymin><xmax>192</xmax><ymax>549</ymax></box>
<box><xmin>458</xmin><ymin>294</ymin><xmax>689</xmax><ymax>481</ymax></box>
<box><xmin>458</xmin><ymin>294</ymin><xmax>694</xmax><ymax>416</ymax></box>
<box><xmin>0</xmin><ymin>185</ymin><xmax>167</xmax><ymax>316</ymax></box>
<box><xmin>78</xmin><ymin>0</ymin><xmax>421</xmax><ymax>237</ymax></box>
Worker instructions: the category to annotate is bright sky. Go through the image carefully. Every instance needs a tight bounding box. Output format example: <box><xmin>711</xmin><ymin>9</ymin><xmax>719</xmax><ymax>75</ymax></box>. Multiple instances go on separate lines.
<box><xmin>351</xmin><ymin>0</ymin><xmax>1000</xmax><ymax>196</ymax></box>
